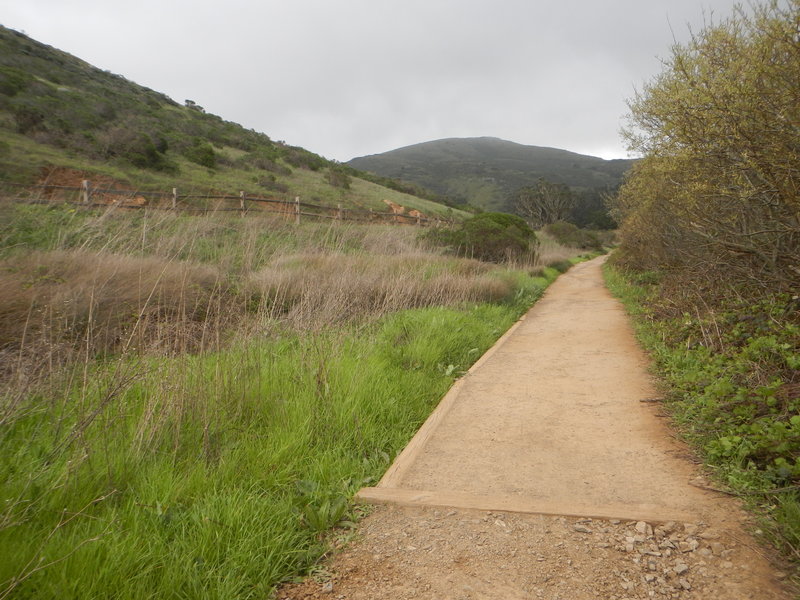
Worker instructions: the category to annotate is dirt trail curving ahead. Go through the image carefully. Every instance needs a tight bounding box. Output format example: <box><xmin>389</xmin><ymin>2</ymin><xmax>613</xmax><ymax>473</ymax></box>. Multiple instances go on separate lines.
<box><xmin>281</xmin><ymin>257</ymin><xmax>793</xmax><ymax>600</ymax></box>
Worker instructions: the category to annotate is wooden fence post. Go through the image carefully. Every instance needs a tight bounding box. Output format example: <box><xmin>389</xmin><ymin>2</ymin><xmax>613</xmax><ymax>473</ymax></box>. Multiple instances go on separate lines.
<box><xmin>294</xmin><ymin>196</ymin><xmax>300</xmax><ymax>225</ymax></box>
<box><xmin>337</xmin><ymin>203</ymin><xmax>343</xmax><ymax>221</ymax></box>
<box><xmin>81</xmin><ymin>180</ymin><xmax>90</xmax><ymax>204</ymax></box>
<box><xmin>172</xmin><ymin>187</ymin><xmax>177</xmax><ymax>209</ymax></box>
<box><xmin>240</xmin><ymin>191</ymin><xmax>245</xmax><ymax>214</ymax></box>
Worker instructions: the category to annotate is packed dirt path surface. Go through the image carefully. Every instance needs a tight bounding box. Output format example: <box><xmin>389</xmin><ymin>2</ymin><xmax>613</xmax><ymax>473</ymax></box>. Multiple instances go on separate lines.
<box><xmin>280</xmin><ymin>257</ymin><xmax>793</xmax><ymax>599</ymax></box>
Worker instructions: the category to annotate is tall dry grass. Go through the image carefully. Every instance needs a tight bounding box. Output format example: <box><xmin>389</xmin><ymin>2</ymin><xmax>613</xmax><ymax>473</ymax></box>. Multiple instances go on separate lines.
<box><xmin>535</xmin><ymin>231</ymin><xmax>588</xmax><ymax>266</ymax></box>
<box><xmin>247</xmin><ymin>253</ymin><xmax>512</xmax><ymax>330</ymax></box>
<box><xmin>0</xmin><ymin>204</ymin><xmax>537</xmax><ymax>391</ymax></box>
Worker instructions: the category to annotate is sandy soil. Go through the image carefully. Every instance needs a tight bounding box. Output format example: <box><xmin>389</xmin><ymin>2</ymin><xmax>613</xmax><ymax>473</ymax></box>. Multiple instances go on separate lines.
<box><xmin>279</xmin><ymin>257</ymin><xmax>793</xmax><ymax>599</ymax></box>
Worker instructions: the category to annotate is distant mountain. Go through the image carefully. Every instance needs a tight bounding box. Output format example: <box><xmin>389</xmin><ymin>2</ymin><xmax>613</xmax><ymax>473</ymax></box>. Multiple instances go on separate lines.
<box><xmin>348</xmin><ymin>137</ymin><xmax>636</xmax><ymax>213</ymax></box>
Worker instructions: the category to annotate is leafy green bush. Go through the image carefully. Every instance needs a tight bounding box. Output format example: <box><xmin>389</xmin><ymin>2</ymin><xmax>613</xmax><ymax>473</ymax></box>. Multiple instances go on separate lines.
<box><xmin>325</xmin><ymin>166</ymin><xmax>351</xmax><ymax>189</ymax></box>
<box><xmin>184</xmin><ymin>139</ymin><xmax>216</xmax><ymax>169</ymax></box>
<box><xmin>0</xmin><ymin>65</ymin><xmax>31</xmax><ymax>97</ymax></box>
<box><xmin>543</xmin><ymin>221</ymin><xmax>603</xmax><ymax>251</ymax></box>
<box><xmin>283</xmin><ymin>146</ymin><xmax>327</xmax><ymax>171</ymax></box>
<box><xmin>546</xmin><ymin>259</ymin><xmax>572</xmax><ymax>273</ymax></box>
<box><xmin>430</xmin><ymin>212</ymin><xmax>537</xmax><ymax>263</ymax></box>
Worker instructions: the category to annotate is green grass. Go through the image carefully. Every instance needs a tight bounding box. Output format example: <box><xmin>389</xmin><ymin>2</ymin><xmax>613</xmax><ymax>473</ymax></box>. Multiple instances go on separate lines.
<box><xmin>0</xmin><ymin>292</ymin><xmax>551</xmax><ymax>599</ymax></box>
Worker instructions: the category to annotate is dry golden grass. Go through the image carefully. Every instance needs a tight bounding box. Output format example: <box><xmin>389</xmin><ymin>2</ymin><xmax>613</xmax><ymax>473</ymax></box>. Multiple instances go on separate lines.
<box><xmin>535</xmin><ymin>231</ymin><xmax>586</xmax><ymax>266</ymax></box>
<box><xmin>247</xmin><ymin>253</ymin><xmax>512</xmax><ymax>330</ymax></box>
<box><xmin>0</xmin><ymin>208</ymin><xmax>530</xmax><ymax>388</ymax></box>
<box><xmin>0</xmin><ymin>250</ymin><xmax>228</xmax><ymax>380</ymax></box>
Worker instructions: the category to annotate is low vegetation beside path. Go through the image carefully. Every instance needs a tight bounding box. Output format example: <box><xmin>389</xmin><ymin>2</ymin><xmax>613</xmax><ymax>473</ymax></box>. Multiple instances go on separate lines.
<box><xmin>0</xmin><ymin>202</ymin><xmax>587</xmax><ymax>598</ymax></box>
<box><xmin>605</xmin><ymin>264</ymin><xmax>800</xmax><ymax>572</ymax></box>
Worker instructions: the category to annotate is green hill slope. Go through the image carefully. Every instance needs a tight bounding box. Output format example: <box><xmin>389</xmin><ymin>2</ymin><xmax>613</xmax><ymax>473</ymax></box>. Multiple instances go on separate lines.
<box><xmin>348</xmin><ymin>137</ymin><xmax>635</xmax><ymax>213</ymax></box>
<box><xmin>0</xmin><ymin>26</ymin><xmax>466</xmax><ymax>219</ymax></box>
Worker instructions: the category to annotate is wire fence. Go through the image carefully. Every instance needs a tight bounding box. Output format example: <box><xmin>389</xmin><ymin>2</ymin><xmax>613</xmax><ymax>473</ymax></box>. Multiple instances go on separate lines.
<box><xmin>0</xmin><ymin>180</ymin><xmax>453</xmax><ymax>227</ymax></box>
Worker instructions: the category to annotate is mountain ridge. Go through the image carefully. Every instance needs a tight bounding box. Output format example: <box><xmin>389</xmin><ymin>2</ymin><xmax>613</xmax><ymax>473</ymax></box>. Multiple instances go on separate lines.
<box><xmin>347</xmin><ymin>137</ymin><xmax>635</xmax><ymax>214</ymax></box>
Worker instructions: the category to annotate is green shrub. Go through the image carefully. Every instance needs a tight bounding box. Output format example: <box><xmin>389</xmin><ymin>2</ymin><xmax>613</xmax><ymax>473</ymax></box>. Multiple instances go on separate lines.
<box><xmin>283</xmin><ymin>146</ymin><xmax>327</xmax><ymax>171</ymax></box>
<box><xmin>543</xmin><ymin>221</ymin><xmax>603</xmax><ymax>251</ymax></box>
<box><xmin>546</xmin><ymin>259</ymin><xmax>572</xmax><ymax>273</ymax></box>
<box><xmin>459</xmin><ymin>212</ymin><xmax>538</xmax><ymax>263</ymax></box>
<box><xmin>0</xmin><ymin>65</ymin><xmax>31</xmax><ymax>96</ymax></box>
<box><xmin>325</xmin><ymin>166</ymin><xmax>351</xmax><ymax>189</ymax></box>
<box><xmin>184</xmin><ymin>139</ymin><xmax>216</xmax><ymax>169</ymax></box>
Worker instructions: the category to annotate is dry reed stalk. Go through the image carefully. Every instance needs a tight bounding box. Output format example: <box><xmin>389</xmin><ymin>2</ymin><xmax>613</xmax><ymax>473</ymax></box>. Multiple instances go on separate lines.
<box><xmin>535</xmin><ymin>232</ymin><xmax>585</xmax><ymax>266</ymax></box>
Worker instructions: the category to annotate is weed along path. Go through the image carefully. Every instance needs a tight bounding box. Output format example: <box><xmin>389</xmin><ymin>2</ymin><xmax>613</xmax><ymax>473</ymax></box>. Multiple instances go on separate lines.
<box><xmin>280</xmin><ymin>257</ymin><xmax>792</xmax><ymax>600</ymax></box>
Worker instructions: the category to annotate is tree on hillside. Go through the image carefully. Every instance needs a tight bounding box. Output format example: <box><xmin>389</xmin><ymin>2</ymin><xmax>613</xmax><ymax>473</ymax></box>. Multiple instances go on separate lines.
<box><xmin>513</xmin><ymin>178</ymin><xmax>575</xmax><ymax>228</ymax></box>
<box><xmin>611</xmin><ymin>0</ymin><xmax>800</xmax><ymax>293</ymax></box>
<box><xmin>570</xmin><ymin>188</ymin><xmax>617</xmax><ymax>230</ymax></box>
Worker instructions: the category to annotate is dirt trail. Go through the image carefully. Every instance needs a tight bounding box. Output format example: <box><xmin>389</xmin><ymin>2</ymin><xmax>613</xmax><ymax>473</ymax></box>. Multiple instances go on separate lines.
<box><xmin>281</xmin><ymin>257</ymin><xmax>793</xmax><ymax>600</ymax></box>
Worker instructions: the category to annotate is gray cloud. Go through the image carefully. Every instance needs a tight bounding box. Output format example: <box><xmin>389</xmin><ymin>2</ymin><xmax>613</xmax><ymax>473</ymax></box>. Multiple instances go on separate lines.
<box><xmin>3</xmin><ymin>0</ymin><xmax>745</xmax><ymax>160</ymax></box>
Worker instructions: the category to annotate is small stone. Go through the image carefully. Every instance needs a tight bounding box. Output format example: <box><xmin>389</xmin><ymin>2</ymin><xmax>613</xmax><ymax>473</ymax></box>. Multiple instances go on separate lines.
<box><xmin>699</xmin><ymin>530</ymin><xmax>719</xmax><ymax>540</ymax></box>
<box><xmin>574</xmin><ymin>524</ymin><xmax>593</xmax><ymax>534</ymax></box>
<box><xmin>698</xmin><ymin>548</ymin><xmax>712</xmax><ymax>557</ymax></box>
<box><xmin>611</xmin><ymin>519</ymin><xmax>621</xmax><ymax>525</ymax></box>
<box><xmin>710</xmin><ymin>542</ymin><xmax>725</xmax><ymax>555</ymax></box>
<box><xmin>321</xmin><ymin>581</ymin><xmax>334</xmax><ymax>594</ymax></box>
<box><xmin>662</xmin><ymin>521</ymin><xmax>677</xmax><ymax>533</ymax></box>
<box><xmin>659</xmin><ymin>540</ymin><xmax>676</xmax><ymax>550</ymax></box>
<box><xmin>674</xmin><ymin>563</ymin><xmax>689</xmax><ymax>575</ymax></box>
<box><xmin>683</xmin><ymin>523</ymin><xmax>699</xmax><ymax>536</ymax></box>
<box><xmin>645</xmin><ymin>574</ymin><xmax>657</xmax><ymax>583</ymax></box>
<box><xmin>679</xmin><ymin>578</ymin><xmax>691</xmax><ymax>590</ymax></box>
<box><xmin>636</xmin><ymin>521</ymin><xmax>649</xmax><ymax>534</ymax></box>
<box><xmin>721</xmin><ymin>561</ymin><xmax>734</xmax><ymax>569</ymax></box>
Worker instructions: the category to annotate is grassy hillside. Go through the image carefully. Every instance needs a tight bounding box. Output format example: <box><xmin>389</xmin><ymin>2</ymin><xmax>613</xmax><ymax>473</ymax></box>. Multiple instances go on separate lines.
<box><xmin>0</xmin><ymin>26</ymin><xmax>467</xmax><ymax>220</ymax></box>
<box><xmin>347</xmin><ymin>137</ymin><xmax>635</xmax><ymax>213</ymax></box>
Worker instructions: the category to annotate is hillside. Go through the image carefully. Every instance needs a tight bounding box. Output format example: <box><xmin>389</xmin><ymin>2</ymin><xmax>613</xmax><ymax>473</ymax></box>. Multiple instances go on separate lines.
<box><xmin>348</xmin><ymin>137</ymin><xmax>635</xmax><ymax>213</ymax></box>
<box><xmin>0</xmin><ymin>26</ymin><xmax>465</xmax><ymax>220</ymax></box>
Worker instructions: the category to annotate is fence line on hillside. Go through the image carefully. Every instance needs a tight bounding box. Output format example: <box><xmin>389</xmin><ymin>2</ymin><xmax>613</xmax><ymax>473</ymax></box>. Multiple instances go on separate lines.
<box><xmin>0</xmin><ymin>180</ymin><xmax>453</xmax><ymax>227</ymax></box>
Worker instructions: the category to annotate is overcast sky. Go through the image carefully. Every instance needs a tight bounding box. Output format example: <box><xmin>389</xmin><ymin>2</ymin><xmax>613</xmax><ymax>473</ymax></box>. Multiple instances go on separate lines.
<box><xmin>3</xmin><ymin>0</ymin><xmax>747</xmax><ymax>161</ymax></box>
